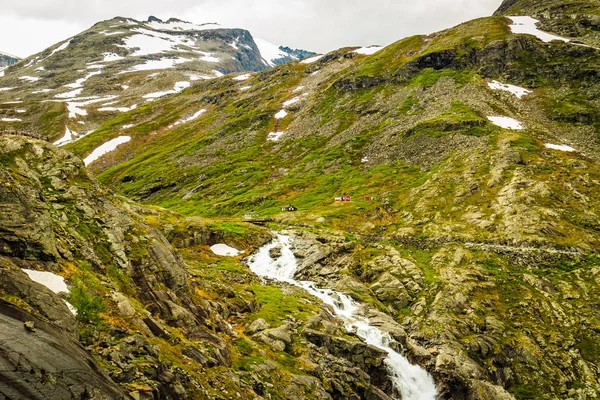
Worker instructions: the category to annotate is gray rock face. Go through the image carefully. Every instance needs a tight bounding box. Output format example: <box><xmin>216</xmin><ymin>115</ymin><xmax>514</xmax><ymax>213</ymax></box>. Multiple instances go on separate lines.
<box><xmin>0</xmin><ymin>267</ymin><xmax>78</xmax><ymax>337</ymax></box>
<box><xmin>0</xmin><ymin>300</ymin><xmax>125</xmax><ymax>399</ymax></box>
<box><xmin>0</xmin><ymin>52</ymin><xmax>19</xmax><ymax>68</ymax></box>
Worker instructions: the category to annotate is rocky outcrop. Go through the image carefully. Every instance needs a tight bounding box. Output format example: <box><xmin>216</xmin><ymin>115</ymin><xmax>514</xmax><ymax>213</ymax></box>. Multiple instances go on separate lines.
<box><xmin>0</xmin><ymin>135</ymin><xmax>235</xmax><ymax>397</ymax></box>
<box><xmin>0</xmin><ymin>52</ymin><xmax>19</xmax><ymax>68</ymax></box>
<box><xmin>0</xmin><ymin>300</ymin><xmax>126</xmax><ymax>400</ymax></box>
<box><xmin>494</xmin><ymin>0</ymin><xmax>600</xmax><ymax>47</ymax></box>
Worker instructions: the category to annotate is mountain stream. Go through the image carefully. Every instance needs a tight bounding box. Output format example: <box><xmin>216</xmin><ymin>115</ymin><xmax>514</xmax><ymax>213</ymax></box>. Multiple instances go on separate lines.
<box><xmin>247</xmin><ymin>233</ymin><xmax>437</xmax><ymax>400</ymax></box>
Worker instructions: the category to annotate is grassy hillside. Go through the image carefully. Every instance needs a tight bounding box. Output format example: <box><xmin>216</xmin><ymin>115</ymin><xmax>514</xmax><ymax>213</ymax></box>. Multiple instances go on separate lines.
<box><xmin>64</xmin><ymin>15</ymin><xmax>600</xmax><ymax>249</ymax></box>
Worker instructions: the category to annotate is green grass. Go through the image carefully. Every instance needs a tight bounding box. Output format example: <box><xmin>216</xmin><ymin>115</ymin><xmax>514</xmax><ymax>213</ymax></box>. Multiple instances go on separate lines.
<box><xmin>410</xmin><ymin>69</ymin><xmax>475</xmax><ymax>88</ymax></box>
<box><xmin>250</xmin><ymin>285</ymin><xmax>317</xmax><ymax>326</ymax></box>
<box><xmin>407</xmin><ymin>101</ymin><xmax>495</xmax><ymax>138</ymax></box>
<box><xmin>69</xmin><ymin>274</ymin><xmax>106</xmax><ymax>325</ymax></box>
<box><xmin>511</xmin><ymin>135</ymin><xmax>542</xmax><ymax>152</ymax></box>
<box><xmin>577</xmin><ymin>337</ymin><xmax>600</xmax><ymax>362</ymax></box>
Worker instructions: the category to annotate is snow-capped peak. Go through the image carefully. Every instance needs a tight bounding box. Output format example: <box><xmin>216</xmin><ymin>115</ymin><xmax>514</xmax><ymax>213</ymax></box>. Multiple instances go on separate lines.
<box><xmin>254</xmin><ymin>38</ymin><xmax>297</xmax><ymax>67</ymax></box>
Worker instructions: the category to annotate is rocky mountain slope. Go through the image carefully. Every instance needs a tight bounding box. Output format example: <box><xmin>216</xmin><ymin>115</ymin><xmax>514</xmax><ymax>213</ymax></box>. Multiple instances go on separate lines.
<box><xmin>495</xmin><ymin>0</ymin><xmax>600</xmax><ymax>47</ymax></box>
<box><xmin>0</xmin><ymin>51</ymin><xmax>20</xmax><ymax>68</ymax></box>
<box><xmin>0</xmin><ymin>16</ymin><xmax>314</xmax><ymax>143</ymax></box>
<box><xmin>0</xmin><ymin>134</ymin><xmax>402</xmax><ymax>400</ymax></box>
<box><xmin>1</xmin><ymin>0</ymin><xmax>600</xmax><ymax>399</ymax></box>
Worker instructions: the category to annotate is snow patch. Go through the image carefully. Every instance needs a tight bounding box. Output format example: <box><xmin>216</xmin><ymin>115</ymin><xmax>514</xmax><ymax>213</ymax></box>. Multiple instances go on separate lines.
<box><xmin>488</xmin><ymin>80</ymin><xmax>532</xmax><ymax>99</ymax></box>
<box><xmin>0</xmin><ymin>87</ymin><xmax>14</xmax><ymax>92</ymax></box>
<box><xmin>239</xmin><ymin>86</ymin><xmax>251</xmax><ymax>91</ymax></box>
<box><xmin>98</xmin><ymin>104</ymin><xmax>138</xmax><ymax>113</ymax></box>
<box><xmin>233</xmin><ymin>73</ymin><xmax>251</xmax><ymax>81</ymax></box>
<box><xmin>301</xmin><ymin>55</ymin><xmax>324</xmax><ymax>64</ymax></box>
<box><xmin>103</xmin><ymin>52</ymin><xmax>125</xmax><ymax>62</ymax></box>
<box><xmin>210</xmin><ymin>244</ymin><xmax>243</xmax><ymax>257</ymax></box>
<box><xmin>65</xmin><ymin>70</ymin><xmax>102</xmax><ymax>89</ymax></box>
<box><xmin>267</xmin><ymin>131</ymin><xmax>285</xmax><ymax>141</ymax></box>
<box><xmin>46</xmin><ymin>39</ymin><xmax>72</xmax><ymax>59</ymax></box>
<box><xmin>283</xmin><ymin>97</ymin><xmax>300</xmax><ymax>107</ymax></box>
<box><xmin>1</xmin><ymin>118</ymin><xmax>21</xmax><ymax>122</ymax></box>
<box><xmin>119</xmin><ymin>28</ymin><xmax>195</xmax><ymax>56</ymax></box>
<box><xmin>101</xmin><ymin>30</ymin><xmax>125</xmax><ymax>36</ymax></box>
<box><xmin>188</xmin><ymin>74</ymin><xmax>213</xmax><ymax>81</ymax></box>
<box><xmin>354</xmin><ymin>45</ymin><xmax>383</xmax><ymax>55</ymax></box>
<box><xmin>84</xmin><ymin>136</ymin><xmax>131</xmax><ymax>166</ymax></box>
<box><xmin>127</xmin><ymin>57</ymin><xmax>190</xmax><ymax>72</ymax></box>
<box><xmin>23</xmin><ymin>269</ymin><xmax>68</xmax><ymax>294</ymax></box>
<box><xmin>198</xmin><ymin>51</ymin><xmax>220</xmax><ymax>62</ymax></box>
<box><xmin>168</xmin><ymin>109</ymin><xmax>206</xmax><ymax>128</ymax></box>
<box><xmin>544</xmin><ymin>143</ymin><xmax>576</xmax><ymax>152</ymax></box>
<box><xmin>254</xmin><ymin>38</ymin><xmax>295</xmax><ymax>67</ymax></box>
<box><xmin>55</xmin><ymin>88</ymin><xmax>84</xmax><ymax>99</ymax></box>
<box><xmin>66</xmin><ymin>96</ymin><xmax>118</xmax><ymax>119</ymax></box>
<box><xmin>143</xmin><ymin>81</ymin><xmax>190</xmax><ymax>100</ymax></box>
<box><xmin>274</xmin><ymin>110</ymin><xmax>288</xmax><ymax>119</ymax></box>
<box><xmin>54</xmin><ymin>127</ymin><xmax>77</xmax><ymax>146</ymax></box>
<box><xmin>487</xmin><ymin>116</ymin><xmax>524</xmax><ymax>130</ymax></box>
<box><xmin>507</xmin><ymin>16</ymin><xmax>569</xmax><ymax>43</ymax></box>
<box><xmin>19</xmin><ymin>76</ymin><xmax>41</xmax><ymax>82</ymax></box>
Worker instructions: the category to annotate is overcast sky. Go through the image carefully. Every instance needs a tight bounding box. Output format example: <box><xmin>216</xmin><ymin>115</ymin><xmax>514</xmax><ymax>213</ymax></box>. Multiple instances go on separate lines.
<box><xmin>0</xmin><ymin>0</ymin><xmax>501</xmax><ymax>58</ymax></box>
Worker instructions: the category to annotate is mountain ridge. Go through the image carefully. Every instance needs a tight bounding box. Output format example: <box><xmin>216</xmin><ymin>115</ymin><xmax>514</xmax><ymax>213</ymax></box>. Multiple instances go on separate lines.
<box><xmin>0</xmin><ymin>15</ymin><xmax>314</xmax><ymax>143</ymax></box>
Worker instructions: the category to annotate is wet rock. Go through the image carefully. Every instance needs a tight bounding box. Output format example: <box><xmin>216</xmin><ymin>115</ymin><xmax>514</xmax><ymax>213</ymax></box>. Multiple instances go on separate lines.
<box><xmin>269</xmin><ymin>246</ymin><xmax>282</xmax><ymax>260</ymax></box>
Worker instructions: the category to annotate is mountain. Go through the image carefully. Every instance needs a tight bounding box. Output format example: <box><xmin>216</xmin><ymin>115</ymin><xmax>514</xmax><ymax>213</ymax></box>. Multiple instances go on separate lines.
<box><xmin>254</xmin><ymin>39</ymin><xmax>317</xmax><ymax>66</ymax></box>
<box><xmin>0</xmin><ymin>51</ymin><xmax>20</xmax><ymax>69</ymax></box>
<box><xmin>1</xmin><ymin>1</ymin><xmax>600</xmax><ymax>399</ymax></box>
<box><xmin>0</xmin><ymin>16</ymin><xmax>314</xmax><ymax>143</ymax></box>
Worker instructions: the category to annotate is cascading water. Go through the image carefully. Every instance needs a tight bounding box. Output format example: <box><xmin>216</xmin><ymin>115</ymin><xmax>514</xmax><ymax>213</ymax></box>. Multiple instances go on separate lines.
<box><xmin>247</xmin><ymin>233</ymin><xmax>438</xmax><ymax>400</ymax></box>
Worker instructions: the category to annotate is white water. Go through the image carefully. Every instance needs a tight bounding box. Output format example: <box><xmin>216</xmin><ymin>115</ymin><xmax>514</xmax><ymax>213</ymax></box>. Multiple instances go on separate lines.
<box><xmin>247</xmin><ymin>233</ymin><xmax>437</xmax><ymax>400</ymax></box>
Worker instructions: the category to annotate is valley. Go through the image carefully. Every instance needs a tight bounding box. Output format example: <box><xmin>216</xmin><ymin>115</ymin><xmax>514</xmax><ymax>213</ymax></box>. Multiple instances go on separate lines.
<box><xmin>0</xmin><ymin>1</ymin><xmax>599</xmax><ymax>399</ymax></box>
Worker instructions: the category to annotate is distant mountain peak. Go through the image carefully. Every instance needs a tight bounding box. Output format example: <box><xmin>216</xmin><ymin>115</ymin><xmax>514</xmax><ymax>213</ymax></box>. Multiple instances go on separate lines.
<box><xmin>0</xmin><ymin>51</ymin><xmax>20</xmax><ymax>68</ymax></box>
<box><xmin>0</xmin><ymin>15</ymin><xmax>315</xmax><ymax>141</ymax></box>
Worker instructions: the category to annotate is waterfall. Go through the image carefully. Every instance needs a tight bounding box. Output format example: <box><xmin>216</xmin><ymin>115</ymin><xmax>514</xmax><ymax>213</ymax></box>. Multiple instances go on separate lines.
<box><xmin>247</xmin><ymin>233</ymin><xmax>438</xmax><ymax>400</ymax></box>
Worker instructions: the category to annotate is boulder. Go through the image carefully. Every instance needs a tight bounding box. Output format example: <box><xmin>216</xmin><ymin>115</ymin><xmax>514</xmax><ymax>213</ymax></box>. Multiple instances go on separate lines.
<box><xmin>247</xmin><ymin>318</ymin><xmax>271</xmax><ymax>334</ymax></box>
